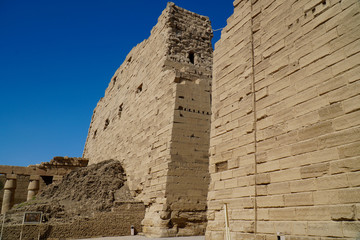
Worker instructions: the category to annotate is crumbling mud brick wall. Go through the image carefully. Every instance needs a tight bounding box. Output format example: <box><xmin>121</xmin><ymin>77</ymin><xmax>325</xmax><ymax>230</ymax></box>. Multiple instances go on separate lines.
<box><xmin>83</xmin><ymin>3</ymin><xmax>213</xmax><ymax>237</ymax></box>
<box><xmin>207</xmin><ymin>0</ymin><xmax>360</xmax><ymax>239</ymax></box>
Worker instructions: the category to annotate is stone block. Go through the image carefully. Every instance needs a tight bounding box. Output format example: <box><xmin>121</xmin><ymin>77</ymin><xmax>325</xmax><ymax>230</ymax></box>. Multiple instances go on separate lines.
<box><xmin>257</xmin><ymin>195</ymin><xmax>284</xmax><ymax>208</ymax></box>
<box><xmin>338</xmin><ymin>188</ymin><xmax>360</xmax><ymax>204</ymax></box>
<box><xmin>291</xmin><ymin>139</ymin><xmax>318</xmax><ymax>156</ymax></box>
<box><xmin>230</xmin><ymin>220</ymin><xmax>254</xmax><ymax>233</ymax></box>
<box><xmin>316</xmin><ymin>173</ymin><xmax>349</xmax><ymax>190</ymax></box>
<box><xmin>270</xmin><ymin>168</ymin><xmax>301</xmax><ymax>183</ymax></box>
<box><xmin>292</xmin><ymin>221</ymin><xmax>308</xmax><ymax>235</ymax></box>
<box><xmin>333</xmin><ymin>110</ymin><xmax>360</xmax><ymax>131</ymax></box>
<box><xmin>330</xmin><ymin>157</ymin><xmax>360</xmax><ymax>174</ymax></box>
<box><xmin>338</xmin><ymin>142</ymin><xmax>360</xmax><ymax>158</ymax></box>
<box><xmin>290</xmin><ymin>179</ymin><xmax>316</xmax><ymax>193</ymax></box>
<box><xmin>348</xmin><ymin>172</ymin><xmax>360</xmax><ymax>187</ymax></box>
<box><xmin>267</xmin><ymin>182</ymin><xmax>291</xmax><ymax>195</ymax></box>
<box><xmin>307</xmin><ymin>221</ymin><xmax>343</xmax><ymax>237</ymax></box>
<box><xmin>330</xmin><ymin>204</ymin><xmax>355</xmax><ymax>221</ymax></box>
<box><xmin>284</xmin><ymin>192</ymin><xmax>314</xmax><ymax>207</ymax></box>
<box><xmin>318</xmin><ymin>103</ymin><xmax>344</xmax><ymax>121</ymax></box>
<box><xmin>343</xmin><ymin>94</ymin><xmax>360</xmax><ymax>114</ymax></box>
<box><xmin>274</xmin><ymin>221</ymin><xmax>292</xmax><ymax>235</ymax></box>
<box><xmin>230</xmin><ymin>209</ymin><xmax>254</xmax><ymax>220</ymax></box>
<box><xmin>256</xmin><ymin>221</ymin><xmax>275</xmax><ymax>234</ymax></box>
<box><xmin>256</xmin><ymin>173</ymin><xmax>270</xmax><ymax>185</ymax></box>
<box><xmin>342</xmin><ymin>222</ymin><xmax>360</xmax><ymax>238</ymax></box>
<box><xmin>268</xmin><ymin>208</ymin><xmax>296</xmax><ymax>221</ymax></box>
<box><xmin>300</xmin><ymin>163</ymin><xmax>329</xmax><ymax>179</ymax></box>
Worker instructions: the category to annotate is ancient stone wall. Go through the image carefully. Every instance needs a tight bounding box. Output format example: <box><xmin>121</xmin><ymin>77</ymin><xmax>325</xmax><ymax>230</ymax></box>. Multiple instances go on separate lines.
<box><xmin>207</xmin><ymin>0</ymin><xmax>360</xmax><ymax>239</ymax></box>
<box><xmin>1</xmin><ymin>203</ymin><xmax>145</xmax><ymax>240</ymax></box>
<box><xmin>0</xmin><ymin>157</ymin><xmax>88</xmax><ymax>214</ymax></box>
<box><xmin>0</xmin><ymin>175</ymin><xmax>47</xmax><ymax>210</ymax></box>
<box><xmin>83</xmin><ymin>3</ymin><xmax>212</xmax><ymax>237</ymax></box>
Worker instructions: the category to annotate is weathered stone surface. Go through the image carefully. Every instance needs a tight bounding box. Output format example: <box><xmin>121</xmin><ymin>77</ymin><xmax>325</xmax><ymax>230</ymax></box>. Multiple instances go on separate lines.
<box><xmin>207</xmin><ymin>0</ymin><xmax>360</xmax><ymax>239</ymax></box>
<box><xmin>83</xmin><ymin>2</ymin><xmax>212</xmax><ymax>237</ymax></box>
<box><xmin>0</xmin><ymin>157</ymin><xmax>88</xmax><ymax>214</ymax></box>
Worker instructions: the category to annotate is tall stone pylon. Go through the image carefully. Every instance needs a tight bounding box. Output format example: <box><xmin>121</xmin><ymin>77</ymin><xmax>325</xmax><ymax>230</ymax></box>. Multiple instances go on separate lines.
<box><xmin>83</xmin><ymin>3</ymin><xmax>213</xmax><ymax>237</ymax></box>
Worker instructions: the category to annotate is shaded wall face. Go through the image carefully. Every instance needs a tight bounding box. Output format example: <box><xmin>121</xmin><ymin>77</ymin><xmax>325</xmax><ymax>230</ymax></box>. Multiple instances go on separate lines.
<box><xmin>207</xmin><ymin>0</ymin><xmax>360</xmax><ymax>239</ymax></box>
<box><xmin>0</xmin><ymin>174</ymin><xmax>5</xmax><ymax>207</ymax></box>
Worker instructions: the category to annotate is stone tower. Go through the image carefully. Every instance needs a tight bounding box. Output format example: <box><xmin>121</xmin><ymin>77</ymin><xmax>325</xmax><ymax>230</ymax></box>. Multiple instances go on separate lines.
<box><xmin>83</xmin><ymin>3</ymin><xmax>213</xmax><ymax>237</ymax></box>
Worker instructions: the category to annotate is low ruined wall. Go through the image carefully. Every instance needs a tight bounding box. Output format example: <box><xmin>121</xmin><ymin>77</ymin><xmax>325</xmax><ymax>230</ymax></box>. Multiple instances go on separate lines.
<box><xmin>1</xmin><ymin>203</ymin><xmax>145</xmax><ymax>240</ymax></box>
<box><xmin>0</xmin><ymin>174</ymin><xmax>50</xmax><ymax>212</ymax></box>
<box><xmin>207</xmin><ymin>0</ymin><xmax>360</xmax><ymax>239</ymax></box>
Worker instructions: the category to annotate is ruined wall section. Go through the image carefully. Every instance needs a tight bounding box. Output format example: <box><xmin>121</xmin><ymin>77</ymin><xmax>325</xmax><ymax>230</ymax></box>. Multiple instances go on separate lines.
<box><xmin>165</xmin><ymin>76</ymin><xmax>211</xmax><ymax>236</ymax></box>
<box><xmin>207</xmin><ymin>0</ymin><xmax>360</xmax><ymax>239</ymax></box>
<box><xmin>84</xmin><ymin>3</ymin><xmax>213</xmax><ymax>237</ymax></box>
<box><xmin>84</xmin><ymin>4</ymin><xmax>174</xmax><ymax>198</ymax></box>
<box><xmin>161</xmin><ymin>6</ymin><xmax>213</xmax><ymax>236</ymax></box>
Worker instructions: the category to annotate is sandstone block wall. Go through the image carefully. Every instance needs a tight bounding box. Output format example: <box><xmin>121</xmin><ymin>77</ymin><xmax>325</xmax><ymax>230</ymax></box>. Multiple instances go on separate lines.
<box><xmin>207</xmin><ymin>0</ymin><xmax>360</xmax><ymax>239</ymax></box>
<box><xmin>83</xmin><ymin>3</ymin><xmax>213</xmax><ymax>237</ymax></box>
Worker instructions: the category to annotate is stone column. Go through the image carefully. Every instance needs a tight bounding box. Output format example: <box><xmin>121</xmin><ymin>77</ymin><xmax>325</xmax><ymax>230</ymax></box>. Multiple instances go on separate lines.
<box><xmin>1</xmin><ymin>174</ymin><xmax>17</xmax><ymax>214</ymax></box>
<box><xmin>27</xmin><ymin>175</ymin><xmax>40</xmax><ymax>201</ymax></box>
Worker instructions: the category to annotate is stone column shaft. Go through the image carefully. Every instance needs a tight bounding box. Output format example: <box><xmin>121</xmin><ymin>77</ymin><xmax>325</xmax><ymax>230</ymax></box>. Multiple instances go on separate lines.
<box><xmin>27</xmin><ymin>176</ymin><xmax>40</xmax><ymax>201</ymax></box>
<box><xmin>1</xmin><ymin>174</ymin><xmax>17</xmax><ymax>214</ymax></box>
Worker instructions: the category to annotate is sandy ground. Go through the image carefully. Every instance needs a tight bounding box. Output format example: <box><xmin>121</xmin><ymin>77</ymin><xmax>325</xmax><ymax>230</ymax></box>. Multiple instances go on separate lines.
<box><xmin>76</xmin><ymin>236</ymin><xmax>205</xmax><ymax>240</ymax></box>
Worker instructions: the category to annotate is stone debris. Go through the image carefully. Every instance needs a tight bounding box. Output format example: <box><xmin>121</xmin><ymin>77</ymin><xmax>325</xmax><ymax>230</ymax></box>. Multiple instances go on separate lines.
<box><xmin>6</xmin><ymin>160</ymin><xmax>133</xmax><ymax>223</ymax></box>
<box><xmin>1</xmin><ymin>160</ymin><xmax>144</xmax><ymax>239</ymax></box>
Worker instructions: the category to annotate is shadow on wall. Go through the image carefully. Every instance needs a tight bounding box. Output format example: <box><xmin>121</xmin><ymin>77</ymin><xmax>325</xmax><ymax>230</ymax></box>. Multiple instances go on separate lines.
<box><xmin>0</xmin><ymin>174</ymin><xmax>5</xmax><ymax>208</ymax></box>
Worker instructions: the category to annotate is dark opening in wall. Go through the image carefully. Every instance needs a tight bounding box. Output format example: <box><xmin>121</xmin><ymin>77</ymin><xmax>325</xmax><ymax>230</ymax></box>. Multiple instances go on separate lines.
<box><xmin>113</xmin><ymin>76</ymin><xmax>117</xmax><ymax>85</ymax></box>
<box><xmin>104</xmin><ymin>119</ymin><xmax>110</xmax><ymax>130</ymax></box>
<box><xmin>189</xmin><ymin>52</ymin><xmax>195</xmax><ymax>64</ymax></box>
<box><xmin>118</xmin><ymin>104</ymin><xmax>123</xmax><ymax>118</ymax></box>
<box><xmin>41</xmin><ymin>176</ymin><xmax>53</xmax><ymax>185</ymax></box>
<box><xmin>136</xmin><ymin>83</ymin><xmax>143</xmax><ymax>93</ymax></box>
<box><xmin>93</xmin><ymin>130</ymin><xmax>97</xmax><ymax>139</ymax></box>
<box><xmin>0</xmin><ymin>176</ymin><xmax>4</xmax><ymax>191</ymax></box>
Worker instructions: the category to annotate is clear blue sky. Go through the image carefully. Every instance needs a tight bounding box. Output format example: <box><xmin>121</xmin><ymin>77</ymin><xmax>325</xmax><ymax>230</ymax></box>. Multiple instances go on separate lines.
<box><xmin>0</xmin><ymin>0</ymin><xmax>233</xmax><ymax>166</ymax></box>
